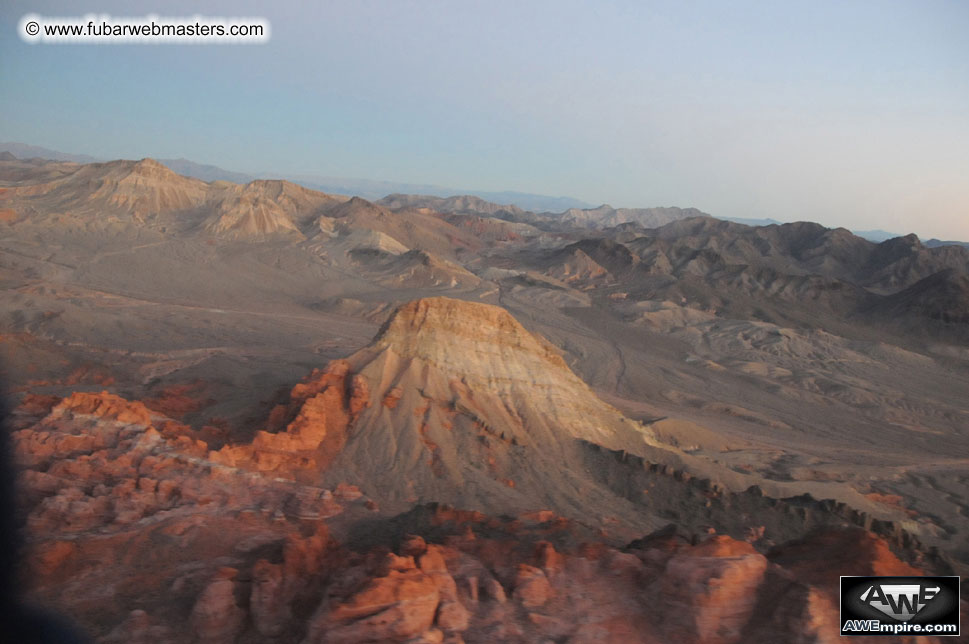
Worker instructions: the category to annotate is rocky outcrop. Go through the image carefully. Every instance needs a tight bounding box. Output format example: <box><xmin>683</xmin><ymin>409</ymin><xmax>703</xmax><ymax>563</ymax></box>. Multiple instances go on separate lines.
<box><xmin>658</xmin><ymin>536</ymin><xmax>768</xmax><ymax>644</ymax></box>
<box><xmin>209</xmin><ymin>360</ymin><xmax>362</xmax><ymax>475</ymax></box>
<box><xmin>250</xmin><ymin>560</ymin><xmax>290</xmax><ymax>637</ymax></box>
<box><xmin>512</xmin><ymin>564</ymin><xmax>552</xmax><ymax>608</ymax></box>
<box><xmin>190</xmin><ymin>568</ymin><xmax>245</xmax><ymax>644</ymax></box>
<box><xmin>56</xmin><ymin>390</ymin><xmax>154</xmax><ymax>425</ymax></box>
<box><xmin>12</xmin><ymin>388</ymin><xmax>371</xmax><ymax>641</ymax></box>
<box><xmin>15</xmin><ymin>406</ymin><xmax>950</xmax><ymax>644</ymax></box>
<box><xmin>286</xmin><ymin>510</ymin><xmax>947</xmax><ymax>644</ymax></box>
<box><xmin>304</xmin><ymin>554</ymin><xmax>443</xmax><ymax>643</ymax></box>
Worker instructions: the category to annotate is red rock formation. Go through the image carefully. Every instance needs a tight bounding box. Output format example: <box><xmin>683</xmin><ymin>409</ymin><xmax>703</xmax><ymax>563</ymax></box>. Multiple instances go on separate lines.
<box><xmin>250</xmin><ymin>560</ymin><xmax>291</xmax><ymax>637</ymax></box>
<box><xmin>382</xmin><ymin>386</ymin><xmax>403</xmax><ymax>409</ymax></box>
<box><xmin>190</xmin><ymin>568</ymin><xmax>245</xmax><ymax>644</ymax></box>
<box><xmin>209</xmin><ymin>360</ymin><xmax>362</xmax><ymax>475</ymax></box>
<box><xmin>12</xmin><ymin>388</ymin><xmax>375</xmax><ymax>641</ymax></box>
<box><xmin>15</xmin><ymin>430</ymin><xmax>947</xmax><ymax>644</ymax></box>
<box><xmin>658</xmin><ymin>535</ymin><xmax>768</xmax><ymax>644</ymax></box>
<box><xmin>55</xmin><ymin>390</ymin><xmax>154</xmax><ymax>425</ymax></box>
<box><xmin>512</xmin><ymin>564</ymin><xmax>552</xmax><ymax>608</ymax></box>
<box><xmin>304</xmin><ymin>554</ymin><xmax>442</xmax><ymax>643</ymax></box>
<box><xmin>349</xmin><ymin>374</ymin><xmax>372</xmax><ymax>416</ymax></box>
<box><xmin>281</xmin><ymin>523</ymin><xmax>332</xmax><ymax>599</ymax></box>
<box><xmin>420</xmin><ymin>546</ymin><xmax>470</xmax><ymax>634</ymax></box>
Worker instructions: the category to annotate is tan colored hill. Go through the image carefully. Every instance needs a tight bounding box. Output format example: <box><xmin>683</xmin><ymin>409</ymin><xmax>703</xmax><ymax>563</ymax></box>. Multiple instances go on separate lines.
<box><xmin>0</xmin><ymin>158</ymin><xmax>209</xmax><ymax>226</ymax></box>
<box><xmin>0</xmin><ymin>158</ymin><xmax>346</xmax><ymax>239</ymax></box>
<box><xmin>348</xmin><ymin>249</ymin><xmax>484</xmax><ymax>289</ymax></box>
<box><xmin>323</xmin><ymin>197</ymin><xmax>483</xmax><ymax>259</ymax></box>
<box><xmin>344</xmin><ymin>296</ymin><xmax>651</xmax><ymax>446</ymax></box>
<box><xmin>61</xmin><ymin>158</ymin><xmax>207</xmax><ymax>220</ymax></box>
<box><xmin>0</xmin><ymin>156</ymin><xmax>84</xmax><ymax>185</ymax></box>
<box><xmin>202</xmin><ymin>180</ymin><xmax>345</xmax><ymax>240</ymax></box>
<box><xmin>326</xmin><ymin>225</ymin><xmax>411</xmax><ymax>255</ymax></box>
<box><xmin>442</xmin><ymin>213</ymin><xmax>540</xmax><ymax>242</ymax></box>
<box><xmin>547</xmin><ymin>248</ymin><xmax>610</xmax><ymax>284</ymax></box>
<box><xmin>203</xmin><ymin>193</ymin><xmax>302</xmax><ymax>239</ymax></box>
<box><xmin>212</xmin><ymin>297</ymin><xmax>658</xmax><ymax>520</ymax></box>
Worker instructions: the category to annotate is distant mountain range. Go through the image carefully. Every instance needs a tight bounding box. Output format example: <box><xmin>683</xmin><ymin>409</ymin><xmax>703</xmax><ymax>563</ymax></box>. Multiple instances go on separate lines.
<box><xmin>0</xmin><ymin>142</ymin><xmax>592</xmax><ymax>213</ymax></box>
<box><xmin>3</xmin><ymin>142</ymin><xmax>966</xmax><ymax>247</ymax></box>
<box><xmin>4</xmin><ymin>152</ymin><xmax>967</xmax><ymax>342</ymax></box>
<box><xmin>924</xmin><ymin>239</ymin><xmax>969</xmax><ymax>249</ymax></box>
<box><xmin>853</xmin><ymin>228</ymin><xmax>969</xmax><ymax>249</ymax></box>
<box><xmin>157</xmin><ymin>157</ymin><xmax>254</xmax><ymax>184</ymax></box>
<box><xmin>852</xmin><ymin>228</ymin><xmax>902</xmax><ymax>243</ymax></box>
<box><xmin>279</xmin><ymin>173</ymin><xmax>592</xmax><ymax>213</ymax></box>
<box><xmin>0</xmin><ymin>142</ymin><xmax>101</xmax><ymax>164</ymax></box>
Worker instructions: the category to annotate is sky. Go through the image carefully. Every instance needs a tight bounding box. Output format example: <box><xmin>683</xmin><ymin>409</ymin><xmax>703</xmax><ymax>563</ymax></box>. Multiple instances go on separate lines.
<box><xmin>1</xmin><ymin>0</ymin><xmax>968</xmax><ymax>239</ymax></box>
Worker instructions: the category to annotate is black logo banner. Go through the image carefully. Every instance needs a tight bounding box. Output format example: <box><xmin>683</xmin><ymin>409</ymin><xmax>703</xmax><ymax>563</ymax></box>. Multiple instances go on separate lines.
<box><xmin>840</xmin><ymin>576</ymin><xmax>960</xmax><ymax>637</ymax></box>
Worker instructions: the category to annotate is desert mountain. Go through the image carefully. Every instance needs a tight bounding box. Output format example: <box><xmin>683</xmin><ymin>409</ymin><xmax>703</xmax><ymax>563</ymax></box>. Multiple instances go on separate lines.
<box><xmin>378</xmin><ymin>197</ymin><xmax>711</xmax><ymax>231</ymax></box>
<box><xmin>0</xmin><ymin>157</ymin><xmax>346</xmax><ymax>239</ymax></box>
<box><xmin>0</xmin><ymin>142</ymin><xmax>598</xmax><ymax>211</ymax></box>
<box><xmin>926</xmin><ymin>238</ymin><xmax>969</xmax><ymax>249</ymax></box>
<box><xmin>504</xmin><ymin>216</ymin><xmax>969</xmax><ymax>334</ymax></box>
<box><xmin>206</xmin><ymin>297</ymin><xmax>919</xmax><ymax>545</ymax></box>
<box><xmin>868</xmin><ymin>268</ymin><xmax>969</xmax><ymax>326</ymax></box>
<box><xmin>635</xmin><ymin>218</ymin><xmax>969</xmax><ymax>292</ymax></box>
<box><xmin>213</xmin><ymin>297</ymin><xmax>662</xmax><ymax>522</ymax></box>
<box><xmin>0</xmin><ymin>141</ymin><xmax>101</xmax><ymax>163</ymax></box>
<box><xmin>1</xmin><ymin>158</ymin><xmax>209</xmax><ymax>225</ymax></box>
<box><xmin>542</xmin><ymin>247</ymin><xmax>611</xmax><ymax>285</ymax></box>
<box><xmin>202</xmin><ymin>179</ymin><xmax>346</xmax><ymax>240</ymax></box>
<box><xmin>0</xmin><ymin>155</ymin><xmax>86</xmax><ymax>186</ymax></box>
<box><xmin>440</xmin><ymin>213</ymin><xmax>541</xmax><ymax>243</ymax></box>
<box><xmin>376</xmin><ymin>196</ymin><xmax>544</xmax><ymax>243</ymax></box>
<box><xmin>557</xmin><ymin>204</ymin><xmax>710</xmax><ymax>229</ymax></box>
<box><xmin>349</xmin><ymin>249</ymin><xmax>484</xmax><ymax>289</ymax></box>
<box><xmin>319</xmin><ymin>196</ymin><xmax>483</xmax><ymax>260</ymax></box>
<box><xmin>558</xmin><ymin>239</ymin><xmax>642</xmax><ymax>278</ymax></box>
<box><xmin>377</xmin><ymin>193</ymin><xmax>527</xmax><ymax>218</ymax></box>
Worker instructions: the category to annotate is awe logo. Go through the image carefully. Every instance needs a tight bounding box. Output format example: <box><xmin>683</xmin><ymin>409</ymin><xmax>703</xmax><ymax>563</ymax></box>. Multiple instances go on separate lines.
<box><xmin>859</xmin><ymin>583</ymin><xmax>940</xmax><ymax>621</ymax></box>
<box><xmin>840</xmin><ymin>576</ymin><xmax>960</xmax><ymax>637</ymax></box>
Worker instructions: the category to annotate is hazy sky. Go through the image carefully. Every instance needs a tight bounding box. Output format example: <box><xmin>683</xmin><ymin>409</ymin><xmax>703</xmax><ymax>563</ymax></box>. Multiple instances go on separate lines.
<box><xmin>2</xmin><ymin>1</ymin><xmax>967</xmax><ymax>238</ymax></box>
